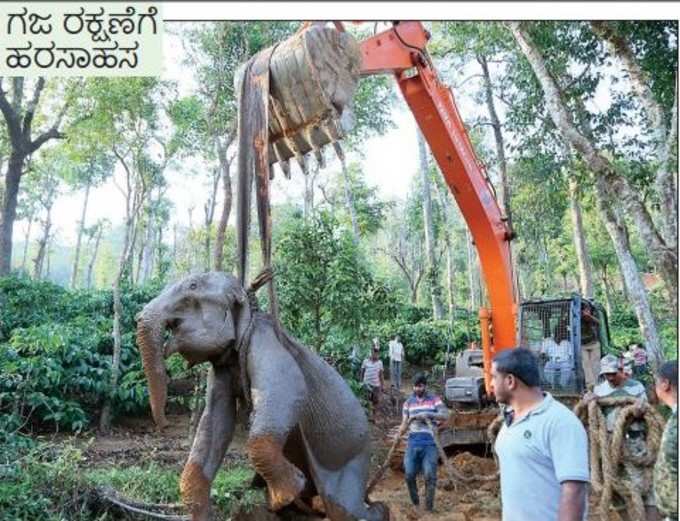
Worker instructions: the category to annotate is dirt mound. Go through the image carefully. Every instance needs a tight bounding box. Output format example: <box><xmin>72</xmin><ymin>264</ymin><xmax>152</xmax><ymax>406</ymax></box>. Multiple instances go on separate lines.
<box><xmin>447</xmin><ymin>410</ymin><xmax>499</xmax><ymax>430</ymax></box>
<box><xmin>451</xmin><ymin>452</ymin><xmax>498</xmax><ymax>477</ymax></box>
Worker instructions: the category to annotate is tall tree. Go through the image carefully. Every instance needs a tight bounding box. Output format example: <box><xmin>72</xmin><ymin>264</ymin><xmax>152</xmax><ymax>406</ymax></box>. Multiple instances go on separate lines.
<box><xmin>417</xmin><ymin>129</ymin><xmax>444</xmax><ymax>319</ymax></box>
<box><xmin>74</xmin><ymin>78</ymin><xmax>169</xmax><ymax>431</ymax></box>
<box><xmin>0</xmin><ymin>78</ymin><xmax>73</xmax><ymax>274</ymax></box>
<box><xmin>182</xmin><ymin>22</ymin><xmax>297</xmax><ymax>272</ymax></box>
<box><xmin>508</xmin><ymin>21</ymin><xmax>665</xmax><ymax>368</ymax></box>
<box><xmin>84</xmin><ymin>220</ymin><xmax>107</xmax><ymax>289</ymax></box>
<box><xmin>591</xmin><ymin>21</ymin><xmax>678</xmax><ymax>252</ymax></box>
<box><xmin>63</xmin><ymin>152</ymin><xmax>114</xmax><ymax>287</ymax></box>
<box><xmin>567</xmin><ymin>176</ymin><xmax>594</xmax><ymax>298</ymax></box>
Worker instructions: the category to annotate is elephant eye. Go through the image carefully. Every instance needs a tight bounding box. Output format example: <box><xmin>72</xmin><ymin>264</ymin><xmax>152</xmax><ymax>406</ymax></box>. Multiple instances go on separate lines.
<box><xmin>189</xmin><ymin>282</ymin><xmax>197</xmax><ymax>290</ymax></box>
<box><xmin>168</xmin><ymin>318</ymin><xmax>182</xmax><ymax>331</ymax></box>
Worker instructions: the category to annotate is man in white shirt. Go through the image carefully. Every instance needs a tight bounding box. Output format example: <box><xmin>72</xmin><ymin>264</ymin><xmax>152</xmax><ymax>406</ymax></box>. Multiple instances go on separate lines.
<box><xmin>388</xmin><ymin>335</ymin><xmax>404</xmax><ymax>390</ymax></box>
<box><xmin>541</xmin><ymin>335</ymin><xmax>574</xmax><ymax>388</ymax></box>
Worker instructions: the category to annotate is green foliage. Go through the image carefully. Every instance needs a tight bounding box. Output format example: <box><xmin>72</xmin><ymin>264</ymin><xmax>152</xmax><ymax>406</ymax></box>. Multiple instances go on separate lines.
<box><xmin>0</xmin><ymin>439</ymin><xmax>261</xmax><ymax>520</ymax></box>
<box><xmin>86</xmin><ymin>460</ymin><xmax>262</xmax><ymax>518</ymax></box>
<box><xmin>276</xmin><ymin>211</ymin><xmax>397</xmax><ymax>350</ymax></box>
<box><xmin>371</xmin><ymin>312</ymin><xmax>478</xmax><ymax>366</ymax></box>
<box><xmin>0</xmin><ymin>276</ymin><xmax>177</xmax><ymax>433</ymax></box>
<box><xmin>0</xmin><ymin>443</ymin><xmax>91</xmax><ymax>521</ymax></box>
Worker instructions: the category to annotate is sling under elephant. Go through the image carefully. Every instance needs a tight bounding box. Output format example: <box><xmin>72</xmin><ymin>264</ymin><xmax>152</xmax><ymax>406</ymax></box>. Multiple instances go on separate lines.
<box><xmin>136</xmin><ymin>271</ymin><xmax>389</xmax><ymax>521</ymax></box>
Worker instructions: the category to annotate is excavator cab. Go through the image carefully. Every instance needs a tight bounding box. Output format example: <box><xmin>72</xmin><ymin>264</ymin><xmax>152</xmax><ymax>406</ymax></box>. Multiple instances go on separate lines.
<box><xmin>518</xmin><ymin>295</ymin><xmax>611</xmax><ymax>395</ymax></box>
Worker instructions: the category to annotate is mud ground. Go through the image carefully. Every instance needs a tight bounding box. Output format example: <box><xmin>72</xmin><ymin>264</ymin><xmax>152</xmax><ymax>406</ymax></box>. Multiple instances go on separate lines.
<box><xmin>61</xmin><ymin>382</ymin><xmax>611</xmax><ymax>521</ymax></box>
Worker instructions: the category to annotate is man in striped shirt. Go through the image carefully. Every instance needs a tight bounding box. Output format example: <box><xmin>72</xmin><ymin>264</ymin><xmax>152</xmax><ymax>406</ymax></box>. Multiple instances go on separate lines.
<box><xmin>399</xmin><ymin>373</ymin><xmax>449</xmax><ymax>512</ymax></box>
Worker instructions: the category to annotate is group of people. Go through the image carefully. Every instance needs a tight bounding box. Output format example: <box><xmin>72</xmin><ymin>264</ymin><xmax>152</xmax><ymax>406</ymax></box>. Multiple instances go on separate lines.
<box><xmin>394</xmin><ymin>347</ymin><xmax>677</xmax><ymax>521</ymax></box>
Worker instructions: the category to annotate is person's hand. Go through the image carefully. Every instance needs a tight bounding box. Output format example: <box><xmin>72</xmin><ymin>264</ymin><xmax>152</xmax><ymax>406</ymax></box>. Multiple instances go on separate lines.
<box><xmin>583</xmin><ymin>391</ymin><xmax>597</xmax><ymax>403</ymax></box>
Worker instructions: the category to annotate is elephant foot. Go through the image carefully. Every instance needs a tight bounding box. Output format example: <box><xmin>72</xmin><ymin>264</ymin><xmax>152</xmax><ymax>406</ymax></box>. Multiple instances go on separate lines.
<box><xmin>180</xmin><ymin>461</ymin><xmax>212</xmax><ymax>521</ymax></box>
<box><xmin>266</xmin><ymin>464</ymin><xmax>306</xmax><ymax>511</ymax></box>
<box><xmin>247</xmin><ymin>435</ymin><xmax>307</xmax><ymax>511</ymax></box>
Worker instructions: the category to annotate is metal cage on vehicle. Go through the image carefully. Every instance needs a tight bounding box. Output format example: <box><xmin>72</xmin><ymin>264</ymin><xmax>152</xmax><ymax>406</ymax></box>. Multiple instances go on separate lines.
<box><xmin>518</xmin><ymin>295</ymin><xmax>585</xmax><ymax>395</ymax></box>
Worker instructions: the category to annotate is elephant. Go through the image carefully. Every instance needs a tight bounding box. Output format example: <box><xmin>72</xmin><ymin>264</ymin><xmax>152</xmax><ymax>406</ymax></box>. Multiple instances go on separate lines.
<box><xmin>136</xmin><ymin>271</ymin><xmax>389</xmax><ymax>521</ymax></box>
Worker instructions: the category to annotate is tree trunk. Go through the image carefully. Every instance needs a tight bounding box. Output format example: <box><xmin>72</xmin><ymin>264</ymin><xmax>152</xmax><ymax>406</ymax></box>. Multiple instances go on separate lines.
<box><xmin>568</xmin><ymin>177</ymin><xmax>594</xmax><ymax>298</ymax></box>
<box><xmin>340</xmin><ymin>154</ymin><xmax>360</xmax><ymax>243</ymax></box>
<box><xmin>593</xmin><ymin>177</ymin><xmax>664</xmax><ymax>370</ymax></box>
<box><xmin>479</xmin><ymin>54</ymin><xmax>512</xmax><ymax>223</ymax></box>
<box><xmin>417</xmin><ymin>129</ymin><xmax>444</xmax><ymax>319</ymax></box>
<box><xmin>71</xmin><ymin>181</ymin><xmax>90</xmax><ymax>288</ymax></box>
<box><xmin>204</xmin><ymin>168</ymin><xmax>219</xmax><ymax>271</ymax></box>
<box><xmin>188</xmin><ymin>367</ymin><xmax>208</xmax><ymax>441</ymax></box>
<box><xmin>45</xmin><ymin>236</ymin><xmax>51</xmax><ymax>279</ymax></box>
<box><xmin>0</xmin><ymin>155</ymin><xmax>23</xmax><ymax>274</ymax></box>
<box><xmin>466</xmin><ymin>228</ymin><xmax>477</xmax><ymax>313</ymax></box>
<box><xmin>433</xmin><ymin>180</ymin><xmax>455</xmax><ymax>317</ymax></box>
<box><xmin>21</xmin><ymin>218</ymin><xmax>33</xmax><ymax>272</ymax></box>
<box><xmin>213</xmin><ymin>135</ymin><xmax>234</xmax><ymax>272</ymax></box>
<box><xmin>140</xmin><ymin>219</ymin><xmax>154</xmax><ymax>283</ymax></box>
<box><xmin>601</xmin><ymin>264</ymin><xmax>613</xmax><ymax>320</ymax></box>
<box><xmin>510</xmin><ymin>21</ymin><xmax>677</xmax><ymax>318</ymax></box>
<box><xmin>591</xmin><ymin>21</ymin><xmax>678</xmax><ymax>251</ymax></box>
<box><xmin>0</xmin><ymin>77</ymin><xmax>66</xmax><ymax>275</ymax></box>
<box><xmin>33</xmin><ymin>214</ymin><xmax>52</xmax><ymax>279</ymax></box>
<box><xmin>154</xmin><ymin>226</ymin><xmax>163</xmax><ymax>279</ymax></box>
<box><xmin>86</xmin><ymin>226</ymin><xmax>103</xmax><ymax>289</ymax></box>
<box><xmin>100</xmin><ymin>215</ymin><xmax>133</xmax><ymax>432</ymax></box>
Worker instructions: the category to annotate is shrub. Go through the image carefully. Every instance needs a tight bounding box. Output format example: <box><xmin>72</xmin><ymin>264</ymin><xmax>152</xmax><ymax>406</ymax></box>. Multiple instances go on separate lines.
<box><xmin>0</xmin><ymin>275</ymin><xmax>181</xmax><ymax>433</ymax></box>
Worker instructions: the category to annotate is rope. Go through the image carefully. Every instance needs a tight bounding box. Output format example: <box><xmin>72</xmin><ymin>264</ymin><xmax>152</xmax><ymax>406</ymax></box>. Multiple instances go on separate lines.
<box><xmin>233</xmin><ymin>268</ymin><xmax>276</xmax><ymax>413</ymax></box>
<box><xmin>365</xmin><ymin>426</ymin><xmax>405</xmax><ymax>497</ymax></box>
<box><xmin>573</xmin><ymin>395</ymin><xmax>665</xmax><ymax>519</ymax></box>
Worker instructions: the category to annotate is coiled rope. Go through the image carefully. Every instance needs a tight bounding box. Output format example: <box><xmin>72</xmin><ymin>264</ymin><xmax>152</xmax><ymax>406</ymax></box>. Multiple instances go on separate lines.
<box><xmin>573</xmin><ymin>396</ymin><xmax>665</xmax><ymax>520</ymax></box>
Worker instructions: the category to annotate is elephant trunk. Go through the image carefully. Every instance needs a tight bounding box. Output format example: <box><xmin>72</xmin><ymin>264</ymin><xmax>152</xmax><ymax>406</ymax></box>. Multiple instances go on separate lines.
<box><xmin>136</xmin><ymin>309</ymin><xmax>169</xmax><ymax>430</ymax></box>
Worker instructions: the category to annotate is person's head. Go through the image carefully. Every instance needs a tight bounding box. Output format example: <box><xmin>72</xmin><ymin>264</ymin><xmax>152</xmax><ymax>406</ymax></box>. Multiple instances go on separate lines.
<box><xmin>372</xmin><ymin>337</ymin><xmax>379</xmax><ymax>347</ymax></box>
<box><xmin>655</xmin><ymin>360</ymin><xmax>678</xmax><ymax>408</ymax></box>
<box><xmin>491</xmin><ymin>347</ymin><xmax>540</xmax><ymax>403</ymax></box>
<box><xmin>599</xmin><ymin>354</ymin><xmax>625</xmax><ymax>387</ymax></box>
<box><xmin>371</xmin><ymin>347</ymin><xmax>379</xmax><ymax>360</ymax></box>
<box><xmin>635</xmin><ymin>343</ymin><xmax>645</xmax><ymax>352</ymax></box>
<box><xmin>413</xmin><ymin>373</ymin><xmax>428</xmax><ymax>397</ymax></box>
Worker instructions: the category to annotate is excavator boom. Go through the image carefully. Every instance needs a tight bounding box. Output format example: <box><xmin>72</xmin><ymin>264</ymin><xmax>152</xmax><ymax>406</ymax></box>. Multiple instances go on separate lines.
<box><xmin>358</xmin><ymin>22</ymin><xmax>517</xmax><ymax>391</ymax></box>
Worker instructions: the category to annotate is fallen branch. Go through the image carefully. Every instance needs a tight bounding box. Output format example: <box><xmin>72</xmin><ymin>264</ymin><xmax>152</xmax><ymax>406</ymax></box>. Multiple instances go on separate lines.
<box><xmin>96</xmin><ymin>486</ymin><xmax>190</xmax><ymax>521</ymax></box>
<box><xmin>366</xmin><ymin>425</ymin><xmax>405</xmax><ymax>497</ymax></box>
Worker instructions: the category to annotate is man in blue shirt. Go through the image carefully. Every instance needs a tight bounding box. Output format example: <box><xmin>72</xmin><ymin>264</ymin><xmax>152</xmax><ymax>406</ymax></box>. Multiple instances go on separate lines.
<box><xmin>492</xmin><ymin>348</ymin><xmax>589</xmax><ymax>521</ymax></box>
<box><xmin>399</xmin><ymin>373</ymin><xmax>449</xmax><ymax>512</ymax></box>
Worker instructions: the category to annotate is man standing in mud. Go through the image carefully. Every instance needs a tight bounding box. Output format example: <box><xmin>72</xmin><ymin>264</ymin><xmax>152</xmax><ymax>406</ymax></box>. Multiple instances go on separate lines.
<box><xmin>492</xmin><ymin>348</ymin><xmax>589</xmax><ymax>521</ymax></box>
<box><xmin>400</xmin><ymin>373</ymin><xmax>449</xmax><ymax>512</ymax></box>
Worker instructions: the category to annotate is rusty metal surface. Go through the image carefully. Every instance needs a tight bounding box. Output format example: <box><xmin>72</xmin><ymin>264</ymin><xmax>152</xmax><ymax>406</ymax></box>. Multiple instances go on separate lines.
<box><xmin>267</xmin><ymin>26</ymin><xmax>361</xmax><ymax>171</ymax></box>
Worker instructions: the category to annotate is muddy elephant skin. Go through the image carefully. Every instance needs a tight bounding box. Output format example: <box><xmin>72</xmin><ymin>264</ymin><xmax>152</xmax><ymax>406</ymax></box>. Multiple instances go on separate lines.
<box><xmin>136</xmin><ymin>272</ymin><xmax>388</xmax><ymax>521</ymax></box>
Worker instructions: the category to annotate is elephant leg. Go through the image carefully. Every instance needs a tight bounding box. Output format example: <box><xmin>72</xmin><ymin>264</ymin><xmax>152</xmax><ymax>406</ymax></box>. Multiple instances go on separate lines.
<box><xmin>303</xmin><ymin>443</ymin><xmax>389</xmax><ymax>521</ymax></box>
<box><xmin>246</xmin><ymin>325</ymin><xmax>309</xmax><ymax>512</ymax></box>
<box><xmin>180</xmin><ymin>365</ymin><xmax>236</xmax><ymax>521</ymax></box>
<box><xmin>247</xmin><ymin>431</ymin><xmax>307</xmax><ymax>511</ymax></box>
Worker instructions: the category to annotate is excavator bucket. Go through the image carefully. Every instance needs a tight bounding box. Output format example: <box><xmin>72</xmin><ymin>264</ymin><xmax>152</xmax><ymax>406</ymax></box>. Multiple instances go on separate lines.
<box><xmin>252</xmin><ymin>25</ymin><xmax>362</xmax><ymax>175</ymax></box>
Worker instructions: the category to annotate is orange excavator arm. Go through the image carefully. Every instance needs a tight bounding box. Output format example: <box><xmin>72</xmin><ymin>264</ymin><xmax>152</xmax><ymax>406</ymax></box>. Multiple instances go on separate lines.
<box><xmin>357</xmin><ymin>22</ymin><xmax>518</xmax><ymax>391</ymax></box>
